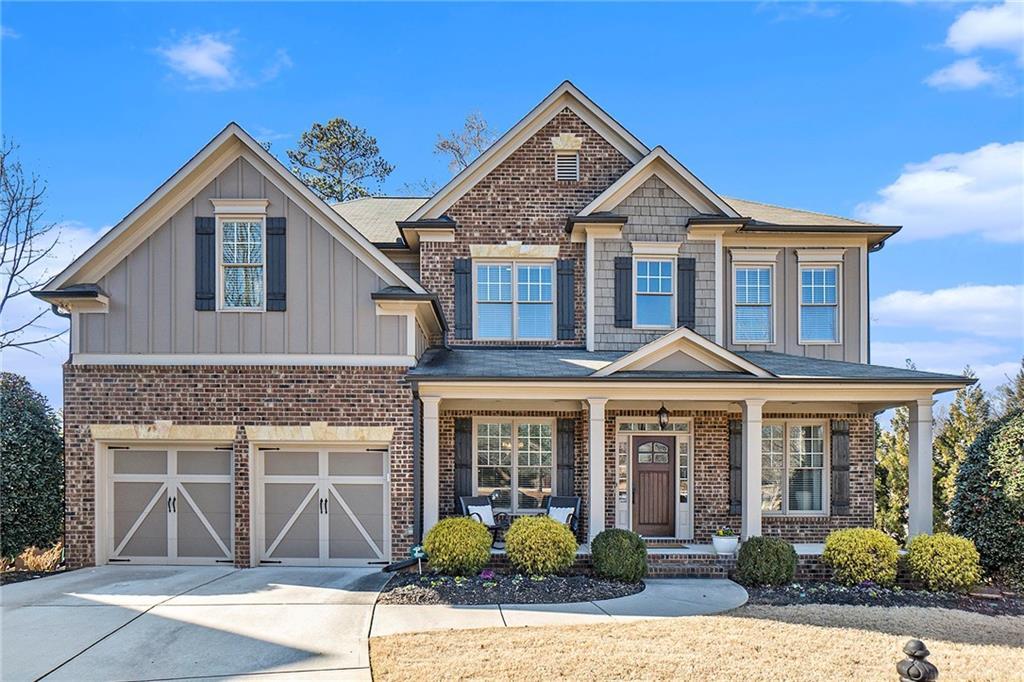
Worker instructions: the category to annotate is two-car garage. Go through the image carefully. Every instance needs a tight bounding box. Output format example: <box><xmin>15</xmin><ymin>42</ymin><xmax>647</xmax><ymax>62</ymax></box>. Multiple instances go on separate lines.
<box><xmin>96</xmin><ymin>432</ymin><xmax>390</xmax><ymax>567</ymax></box>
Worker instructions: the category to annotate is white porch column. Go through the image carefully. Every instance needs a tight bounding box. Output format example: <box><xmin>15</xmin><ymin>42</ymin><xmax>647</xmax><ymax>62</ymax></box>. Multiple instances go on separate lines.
<box><xmin>422</xmin><ymin>396</ymin><xmax>441</xmax><ymax>536</ymax></box>
<box><xmin>587</xmin><ymin>398</ymin><xmax>608</xmax><ymax>541</ymax></box>
<box><xmin>741</xmin><ymin>399</ymin><xmax>766</xmax><ymax>541</ymax></box>
<box><xmin>908</xmin><ymin>398</ymin><xmax>935</xmax><ymax>537</ymax></box>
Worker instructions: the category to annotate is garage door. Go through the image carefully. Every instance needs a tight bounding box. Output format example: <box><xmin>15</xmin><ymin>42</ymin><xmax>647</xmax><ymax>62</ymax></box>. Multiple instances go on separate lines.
<box><xmin>108</xmin><ymin>448</ymin><xmax>233</xmax><ymax>564</ymax></box>
<box><xmin>258</xmin><ymin>449</ymin><xmax>387</xmax><ymax>566</ymax></box>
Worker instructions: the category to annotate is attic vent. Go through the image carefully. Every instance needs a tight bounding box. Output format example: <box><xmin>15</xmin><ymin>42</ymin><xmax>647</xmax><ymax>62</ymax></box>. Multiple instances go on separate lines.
<box><xmin>555</xmin><ymin>152</ymin><xmax>579</xmax><ymax>182</ymax></box>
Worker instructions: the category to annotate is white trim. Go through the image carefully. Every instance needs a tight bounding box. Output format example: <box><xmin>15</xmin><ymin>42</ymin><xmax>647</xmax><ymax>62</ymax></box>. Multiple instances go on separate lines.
<box><xmin>730</xmin><ymin>260</ymin><xmax>777</xmax><ymax>346</ymax></box>
<box><xmin>860</xmin><ymin>246</ymin><xmax>868</xmax><ymax>364</ymax></box>
<box><xmin>631</xmin><ymin>241</ymin><xmax>681</xmax><ymax>256</ymax></box>
<box><xmin>472</xmin><ymin>259</ymin><xmax>556</xmax><ymax>342</ymax></box>
<box><xmin>593</xmin><ymin>325</ymin><xmax>773</xmax><ymax>378</ymax></box>
<box><xmin>210</xmin><ymin>198</ymin><xmax>269</xmax><ymax>215</ymax></box>
<box><xmin>470</xmin><ymin>416</ymin><xmax>557</xmax><ymax>514</ymax></box>
<box><xmin>469</xmin><ymin>243</ymin><xmax>560</xmax><ymax>259</ymax></box>
<box><xmin>584</xmin><ymin>226</ymin><xmax>623</xmax><ymax>350</ymax></box>
<box><xmin>728</xmin><ymin>247</ymin><xmax>779</xmax><ymax>263</ymax></box>
<box><xmin>714</xmin><ymin>232</ymin><xmax>723</xmax><ymax>344</ymax></box>
<box><xmin>410</xmin><ymin>81</ymin><xmax>649</xmax><ymax>221</ymax></box>
<box><xmin>632</xmin><ymin>256</ymin><xmax>675</xmax><ymax>330</ymax></box>
<box><xmin>72</xmin><ymin>353</ymin><xmax>417</xmax><ymax>366</ymax></box>
<box><xmin>760</xmin><ymin>419</ymin><xmax>831</xmax><ymax>517</ymax></box>
<box><xmin>578</xmin><ymin>147</ymin><xmax>739</xmax><ymax>218</ymax></box>
<box><xmin>796</xmin><ymin>248</ymin><xmax>846</xmax><ymax>262</ymax></box>
<box><xmin>798</xmin><ymin>262</ymin><xmax>843</xmax><ymax>346</ymax></box>
<box><xmin>417</xmin><ymin>229</ymin><xmax>455</xmax><ymax>243</ymax></box>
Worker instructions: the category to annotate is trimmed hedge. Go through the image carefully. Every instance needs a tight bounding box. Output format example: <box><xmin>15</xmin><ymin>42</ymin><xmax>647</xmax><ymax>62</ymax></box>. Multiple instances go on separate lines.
<box><xmin>951</xmin><ymin>411</ymin><xmax>1024</xmax><ymax>583</ymax></box>
<box><xmin>736</xmin><ymin>537</ymin><xmax>797</xmax><ymax>587</ymax></box>
<box><xmin>591</xmin><ymin>529</ymin><xmax>647</xmax><ymax>583</ymax></box>
<box><xmin>0</xmin><ymin>373</ymin><xmax>64</xmax><ymax>558</ymax></box>
<box><xmin>905</xmin><ymin>533</ymin><xmax>981</xmax><ymax>593</ymax></box>
<box><xmin>504</xmin><ymin>515</ymin><xmax>577</xmax><ymax>575</ymax></box>
<box><xmin>822</xmin><ymin>528</ymin><xmax>900</xmax><ymax>587</ymax></box>
<box><xmin>423</xmin><ymin>517</ymin><xmax>492</xmax><ymax>576</ymax></box>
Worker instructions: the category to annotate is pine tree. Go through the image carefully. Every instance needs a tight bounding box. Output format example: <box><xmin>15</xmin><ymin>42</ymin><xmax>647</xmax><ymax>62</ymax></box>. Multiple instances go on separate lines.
<box><xmin>995</xmin><ymin>358</ymin><xmax>1024</xmax><ymax>418</ymax></box>
<box><xmin>875</xmin><ymin>407</ymin><xmax>909</xmax><ymax>543</ymax></box>
<box><xmin>933</xmin><ymin>367</ymin><xmax>991</xmax><ymax>531</ymax></box>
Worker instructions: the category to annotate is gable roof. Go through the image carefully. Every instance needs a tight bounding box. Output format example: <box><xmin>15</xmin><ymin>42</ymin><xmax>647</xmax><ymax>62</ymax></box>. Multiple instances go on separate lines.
<box><xmin>591</xmin><ymin>326</ymin><xmax>773</xmax><ymax>378</ymax></box>
<box><xmin>332</xmin><ymin>196</ymin><xmax>426</xmax><ymax>244</ymax></box>
<box><xmin>43</xmin><ymin>123</ymin><xmax>426</xmax><ymax>294</ymax></box>
<box><xmin>577</xmin><ymin>146</ymin><xmax>740</xmax><ymax>218</ymax></box>
<box><xmin>408</xmin><ymin>81</ymin><xmax>650</xmax><ymax>221</ymax></box>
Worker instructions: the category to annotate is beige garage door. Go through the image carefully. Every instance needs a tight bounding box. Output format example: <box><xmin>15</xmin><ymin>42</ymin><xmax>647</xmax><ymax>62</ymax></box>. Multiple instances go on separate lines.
<box><xmin>108</xmin><ymin>448</ymin><xmax>233</xmax><ymax>564</ymax></box>
<box><xmin>259</xmin><ymin>449</ymin><xmax>387</xmax><ymax>566</ymax></box>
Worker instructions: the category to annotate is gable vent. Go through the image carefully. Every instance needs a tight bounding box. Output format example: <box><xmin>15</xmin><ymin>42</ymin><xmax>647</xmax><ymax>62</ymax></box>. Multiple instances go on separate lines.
<box><xmin>555</xmin><ymin>152</ymin><xmax>579</xmax><ymax>182</ymax></box>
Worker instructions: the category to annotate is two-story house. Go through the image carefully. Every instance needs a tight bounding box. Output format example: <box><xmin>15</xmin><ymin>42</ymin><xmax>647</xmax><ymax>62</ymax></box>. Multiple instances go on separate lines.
<box><xmin>36</xmin><ymin>82</ymin><xmax>969</xmax><ymax>570</ymax></box>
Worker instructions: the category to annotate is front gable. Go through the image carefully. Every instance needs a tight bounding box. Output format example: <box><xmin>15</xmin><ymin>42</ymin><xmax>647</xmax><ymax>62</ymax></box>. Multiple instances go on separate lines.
<box><xmin>592</xmin><ymin>326</ymin><xmax>772</xmax><ymax>377</ymax></box>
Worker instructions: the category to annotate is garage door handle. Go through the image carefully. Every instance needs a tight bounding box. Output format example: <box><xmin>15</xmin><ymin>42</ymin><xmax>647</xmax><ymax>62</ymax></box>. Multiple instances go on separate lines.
<box><xmin>170</xmin><ymin>497</ymin><xmax>176</xmax><ymax>513</ymax></box>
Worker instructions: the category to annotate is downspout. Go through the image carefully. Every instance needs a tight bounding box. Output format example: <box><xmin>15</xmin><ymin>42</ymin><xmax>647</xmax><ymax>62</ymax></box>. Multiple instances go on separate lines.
<box><xmin>867</xmin><ymin>240</ymin><xmax>887</xmax><ymax>365</ymax></box>
<box><xmin>50</xmin><ymin>303</ymin><xmax>72</xmax><ymax>565</ymax></box>
<box><xmin>412</xmin><ymin>388</ymin><xmax>423</xmax><ymax>543</ymax></box>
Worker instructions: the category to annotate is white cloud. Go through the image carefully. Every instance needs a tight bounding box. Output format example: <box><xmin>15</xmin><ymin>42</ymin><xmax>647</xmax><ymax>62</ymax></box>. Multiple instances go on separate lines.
<box><xmin>873</xmin><ymin>284</ymin><xmax>1024</xmax><ymax>339</ymax></box>
<box><xmin>855</xmin><ymin>141</ymin><xmax>1024</xmax><ymax>242</ymax></box>
<box><xmin>946</xmin><ymin>1</ymin><xmax>1024</xmax><ymax>65</ymax></box>
<box><xmin>925</xmin><ymin>57</ymin><xmax>1001</xmax><ymax>90</ymax></box>
<box><xmin>156</xmin><ymin>32</ymin><xmax>291</xmax><ymax>91</ymax></box>
<box><xmin>756</xmin><ymin>1</ymin><xmax>841</xmax><ymax>22</ymax></box>
<box><xmin>1</xmin><ymin>25</ymin><xmax>19</xmax><ymax>39</ymax></box>
<box><xmin>872</xmin><ymin>340</ymin><xmax>1020</xmax><ymax>391</ymax></box>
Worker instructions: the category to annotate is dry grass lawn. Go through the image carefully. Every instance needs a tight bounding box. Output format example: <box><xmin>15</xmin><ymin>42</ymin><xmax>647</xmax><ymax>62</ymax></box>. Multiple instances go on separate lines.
<box><xmin>370</xmin><ymin>604</ymin><xmax>1024</xmax><ymax>681</ymax></box>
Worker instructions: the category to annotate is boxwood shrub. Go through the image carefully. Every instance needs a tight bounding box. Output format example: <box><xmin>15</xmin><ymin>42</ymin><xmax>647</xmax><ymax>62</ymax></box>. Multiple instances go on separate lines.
<box><xmin>423</xmin><ymin>517</ymin><xmax>492</xmax><ymax>576</ymax></box>
<box><xmin>736</xmin><ymin>536</ymin><xmax>797</xmax><ymax>587</ymax></box>
<box><xmin>905</xmin><ymin>533</ymin><xmax>981</xmax><ymax>593</ymax></box>
<box><xmin>822</xmin><ymin>528</ymin><xmax>900</xmax><ymax>587</ymax></box>
<box><xmin>504</xmin><ymin>515</ymin><xmax>578</xmax><ymax>575</ymax></box>
<box><xmin>591</xmin><ymin>529</ymin><xmax>647</xmax><ymax>583</ymax></box>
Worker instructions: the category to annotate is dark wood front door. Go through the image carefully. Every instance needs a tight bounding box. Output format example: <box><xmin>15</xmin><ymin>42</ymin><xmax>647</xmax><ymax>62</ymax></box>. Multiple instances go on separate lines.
<box><xmin>632</xmin><ymin>435</ymin><xmax>675</xmax><ymax>536</ymax></box>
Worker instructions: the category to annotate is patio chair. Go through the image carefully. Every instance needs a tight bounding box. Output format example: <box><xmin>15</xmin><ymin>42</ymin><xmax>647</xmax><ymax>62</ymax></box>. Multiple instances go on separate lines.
<box><xmin>545</xmin><ymin>495</ymin><xmax>581</xmax><ymax>535</ymax></box>
<box><xmin>459</xmin><ymin>495</ymin><xmax>510</xmax><ymax>547</ymax></box>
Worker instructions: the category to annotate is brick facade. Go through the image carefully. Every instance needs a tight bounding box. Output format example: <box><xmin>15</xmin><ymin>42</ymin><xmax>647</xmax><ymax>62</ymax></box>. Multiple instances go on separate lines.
<box><xmin>63</xmin><ymin>364</ymin><xmax>414</xmax><ymax>568</ymax></box>
<box><xmin>419</xmin><ymin>108</ymin><xmax>633</xmax><ymax>347</ymax></box>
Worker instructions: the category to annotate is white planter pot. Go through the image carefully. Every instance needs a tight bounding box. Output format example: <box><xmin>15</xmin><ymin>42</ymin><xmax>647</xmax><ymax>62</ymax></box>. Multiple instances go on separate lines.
<box><xmin>712</xmin><ymin>535</ymin><xmax>739</xmax><ymax>556</ymax></box>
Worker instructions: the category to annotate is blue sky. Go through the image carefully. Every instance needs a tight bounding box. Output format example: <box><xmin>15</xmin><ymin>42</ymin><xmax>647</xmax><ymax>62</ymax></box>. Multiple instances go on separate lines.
<box><xmin>2</xmin><ymin>1</ymin><xmax>1022</xmax><ymax>409</ymax></box>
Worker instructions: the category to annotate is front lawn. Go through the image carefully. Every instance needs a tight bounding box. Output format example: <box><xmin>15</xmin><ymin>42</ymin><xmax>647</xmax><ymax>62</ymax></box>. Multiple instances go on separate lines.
<box><xmin>370</xmin><ymin>603</ymin><xmax>1023</xmax><ymax>681</ymax></box>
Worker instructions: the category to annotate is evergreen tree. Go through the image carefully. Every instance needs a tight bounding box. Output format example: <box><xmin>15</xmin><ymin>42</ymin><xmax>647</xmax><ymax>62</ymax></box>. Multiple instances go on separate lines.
<box><xmin>932</xmin><ymin>367</ymin><xmax>991</xmax><ymax>531</ymax></box>
<box><xmin>875</xmin><ymin>407</ymin><xmax>909</xmax><ymax>543</ymax></box>
<box><xmin>286</xmin><ymin>118</ymin><xmax>393</xmax><ymax>202</ymax></box>
<box><xmin>995</xmin><ymin>358</ymin><xmax>1024</xmax><ymax>418</ymax></box>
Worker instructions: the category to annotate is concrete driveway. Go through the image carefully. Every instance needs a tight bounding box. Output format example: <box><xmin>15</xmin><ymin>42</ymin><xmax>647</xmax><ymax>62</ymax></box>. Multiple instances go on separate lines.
<box><xmin>0</xmin><ymin>565</ymin><xmax>390</xmax><ymax>682</ymax></box>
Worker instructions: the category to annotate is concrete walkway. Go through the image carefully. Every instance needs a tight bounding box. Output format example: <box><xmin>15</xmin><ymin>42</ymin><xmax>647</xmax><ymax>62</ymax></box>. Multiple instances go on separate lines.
<box><xmin>0</xmin><ymin>565</ymin><xmax>389</xmax><ymax>682</ymax></box>
<box><xmin>370</xmin><ymin>578</ymin><xmax>748</xmax><ymax>637</ymax></box>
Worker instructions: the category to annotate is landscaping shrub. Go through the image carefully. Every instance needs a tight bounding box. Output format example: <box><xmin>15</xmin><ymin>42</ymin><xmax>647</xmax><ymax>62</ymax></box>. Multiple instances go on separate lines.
<box><xmin>822</xmin><ymin>528</ymin><xmax>900</xmax><ymax>587</ymax></box>
<box><xmin>735</xmin><ymin>537</ymin><xmax>797</xmax><ymax>587</ymax></box>
<box><xmin>504</xmin><ymin>515</ymin><xmax>577</xmax><ymax>575</ymax></box>
<box><xmin>905</xmin><ymin>533</ymin><xmax>981</xmax><ymax>593</ymax></box>
<box><xmin>591</xmin><ymin>529</ymin><xmax>647</xmax><ymax>583</ymax></box>
<box><xmin>423</xmin><ymin>517</ymin><xmax>492</xmax><ymax>576</ymax></box>
<box><xmin>0</xmin><ymin>373</ymin><xmax>64</xmax><ymax>558</ymax></box>
<box><xmin>951</xmin><ymin>411</ymin><xmax>1024</xmax><ymax>584</ymax></box>
<box><xmin>14</xmin><ymin>542</ymin><xmax>63</xmax><ymax>572</ymax></box>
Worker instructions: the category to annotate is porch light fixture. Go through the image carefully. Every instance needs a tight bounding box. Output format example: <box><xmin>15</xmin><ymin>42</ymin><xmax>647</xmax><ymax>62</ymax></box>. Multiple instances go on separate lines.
<box><xmin>657</xmin><ymin>404</ymin><xmax>670</xmax><ymax>431</ymax></box>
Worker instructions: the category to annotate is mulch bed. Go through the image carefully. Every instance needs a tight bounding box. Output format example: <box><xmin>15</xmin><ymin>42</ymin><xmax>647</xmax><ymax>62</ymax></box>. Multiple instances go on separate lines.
<box><xmin>378</xmin><ymin>571</ymin><xmax>644</xmax><ymax>605</ymax></box>
<box><xmin>745</xmin><ymin>582</ymin><xmax>1024</xmax><ymax>617</ymax></box>
<box><xmin>0</xmin><ymin>569</ymin><xmax>64</xmax><ymax>585</ymax></box>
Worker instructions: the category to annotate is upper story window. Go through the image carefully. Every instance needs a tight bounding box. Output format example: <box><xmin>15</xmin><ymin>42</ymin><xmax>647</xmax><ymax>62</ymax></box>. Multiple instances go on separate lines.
<box><xmin>555</xmin><ymin>152</ymin><xmax>579</xmax><ymax>181</ymax></box>
<box><xmin>634</xmin><ymin>258</ymin><xmax>673</xmax><ymax>328</ymax></box>
<box><xmin>761</xmin><ymin>422</ymin><xmax>827</xmax><ymax>515</ymax></box>
<box><xmin>475</xmin><ymin>262</ymin><xmax>554</xmax><ymax>340</ymax></box>
<box><xmin>800</xmin><ymin>265</ymin><xmax>840</xmax><ymax>343</ymax></box>
<box><xmin>219</xmin><ymin>219</ymin><xmax>264</xmax><ymax>310</ymax></box>
<box><xmin>733</xmin><ymin>265</ymin><xmax>773</xmax><ymax>343</ymax></box>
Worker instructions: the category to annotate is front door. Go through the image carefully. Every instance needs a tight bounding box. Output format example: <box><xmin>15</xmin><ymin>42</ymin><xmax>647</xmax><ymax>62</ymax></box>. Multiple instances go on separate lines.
<box><xmin>632</xmin><ymin>435</ymin><xmax>675</xmax><ymax>536</ymax></box>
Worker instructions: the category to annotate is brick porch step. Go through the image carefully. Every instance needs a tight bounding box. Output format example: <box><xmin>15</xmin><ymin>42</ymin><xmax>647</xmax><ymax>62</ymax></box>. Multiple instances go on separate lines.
<box><xmin>646</xmin><ymin>552</ymin><xmax>736</xmax><ymax>578</ymax></box>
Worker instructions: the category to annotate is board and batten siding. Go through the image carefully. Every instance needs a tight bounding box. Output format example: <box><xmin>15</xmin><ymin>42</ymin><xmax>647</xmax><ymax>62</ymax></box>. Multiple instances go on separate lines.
<box><xmin>723</xmin><ymin>245</ymin><xmax>862</xmax><ymax>362</ymax></box>
<box><xmin>78</xmin><ymin>157</ymin><xmax>406</xmax><ymax>356</ymax></box>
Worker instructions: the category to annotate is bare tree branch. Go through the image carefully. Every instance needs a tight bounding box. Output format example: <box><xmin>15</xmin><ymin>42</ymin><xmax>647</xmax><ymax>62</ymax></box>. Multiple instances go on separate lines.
<box><xmin>434</xmin><ymin>112</ymin><xmax>496</xmax><ymax>174</ymax></box>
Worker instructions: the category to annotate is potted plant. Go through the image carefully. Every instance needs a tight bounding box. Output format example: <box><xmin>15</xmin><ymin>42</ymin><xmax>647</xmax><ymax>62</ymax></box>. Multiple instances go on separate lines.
<box><xmin>712</xmin><ymin>527</ymin><xmax>739</xmax><ymax>556</ymax></box>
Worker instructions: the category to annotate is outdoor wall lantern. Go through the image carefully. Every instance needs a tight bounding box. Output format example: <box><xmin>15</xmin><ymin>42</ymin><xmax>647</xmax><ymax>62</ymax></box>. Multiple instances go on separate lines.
<box><xmin>657</xmin><ymin>403</ymin><xmax>670</xmax><ymax>430</ymax></box>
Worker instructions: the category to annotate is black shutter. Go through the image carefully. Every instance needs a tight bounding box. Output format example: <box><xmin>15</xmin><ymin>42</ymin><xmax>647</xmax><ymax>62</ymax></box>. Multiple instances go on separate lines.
<box><xmin>831</xmin><ymin>420</ymin><xmax>851</xmax><ymax>516</ymax></box>
<box><xmin>557</xmin><ymin>260</ymin><xmax>575</xmax><ymax>340</ymax></box>
<box><xmin>266</xmin><ymin>217</ymin><xmax>287</xmax><ymax>311</ymax></box>
<box><xmin>454</xmin><ymin>258</ymin><xmax>472</xmax><ymax>340</ymax></box>
<box><xmin>194</xmin><ymin>216</ymin><xmax>216</xmax><ymax>311</ymax></box>
<box><xmin>556</xmin><ymin>418</ymin><xmax>576</xmax><ymax>496</ymax></box>
<box><xmin>614</xmin><ymin>256</ymin><xmax>632</xmax><ymax>328</ymax></box>
<box><xmin>677</xmin><ymin>257</ymin><xmax>696</xmax><ymax>329</ymax></box>
<box><xmin>729</xmin><ymin>419</ymin><xmax>743</xmax><ymax>515</ymax></box>
<box><xmin>454</xmin><ymin>417</ymin><xmax>473</xmax><ymax>511</ymax></box>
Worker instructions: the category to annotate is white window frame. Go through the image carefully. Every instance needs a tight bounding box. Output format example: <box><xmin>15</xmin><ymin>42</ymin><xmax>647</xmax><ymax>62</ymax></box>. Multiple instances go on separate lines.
<box><xmin>471</xmin><ymin>259</ymin><xmax>556</xmax><ymax>341</ymax></box>
<box><xmin>554</xmin><ymin>151</ymin><xmax>579</xmax><ymax>181</ymax></box>
<box><xmin>632</xmin><ymin>256</ymin><xmax>675</xmax><ymax>330</ymax></box>
<box><xmin>731</xmin><ymin>261</ymin><xmax>776</xmax><ymax>345</ymax></box>
<box><xmin>217</xmin><ymin>215</ymin><xmax>267</xmax><ymax>312</ymax></box>
<box><xmin>798</xmin><ymin>263</ymin><xmax>843</xmax><ymax>345</ymax></box>
<box><xmin>471</xmin><ymin>417</ymin><xmax>557</xmax><ymax>514</ymax></box>
<box><xmin>761</xmin><ymin>419</ymin><xmax>830</xmax><ymax>517</ymax></box>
